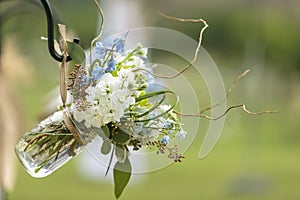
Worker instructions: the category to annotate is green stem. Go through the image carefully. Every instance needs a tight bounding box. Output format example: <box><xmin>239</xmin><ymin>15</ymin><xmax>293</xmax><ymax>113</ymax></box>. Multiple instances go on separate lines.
<box><xmin>120</xmin><ymin>46</ymin><xmax>142</xmax><ymax>64</ymax></box>
<box><xmin>24</xmin><ymin>133</ymin><xmax>49</xmax><ymax>151</ymax></box>
<box><xmin>135</xmin><ymin>94</ymin><xmax>166</xmax><ymax>118</ymax></box>
<box><xmin>134</xmin><ymin>91</ymin><xmax>179</xmax><ymax>123</ymax></box>
<box><xmin>135</xmin><ymin>90</ymin><xmax>175</xmax><ymax>102</ymax></box>
<box><xmin>102</xmin><ymin>44</ymin><xmax>116</xmax><ymax>67</ymax></box>
<box><xmin>105</xmin><ymin>145</ymin><xmax>115</xmax><ymax>176</ymax></box>
<box><xmin>34</xmin><ymin>136</ymin><xmax>75</xmax><ymax>173</ymax></box>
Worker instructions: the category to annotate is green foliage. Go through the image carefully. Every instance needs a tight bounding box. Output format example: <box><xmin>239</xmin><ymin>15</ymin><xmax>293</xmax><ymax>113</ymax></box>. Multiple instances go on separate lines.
<box><xmin>113</xmin><ymin>158</ymin><xmax>132</xmax><ymax>199</ymax></box>
<box><xmin>108</xmin><ymin>124</ymin><xmax>131</xmax><ymax>145</ymax></box>
<box><xmin>66</xmin><ymin>41</ymin><xmax>86</xmax><ymax>64</ymax></box>
<box><xmin>100</xmin><ymin>139</ymin><xmax>112</xmax><ymax>155</ymax></box>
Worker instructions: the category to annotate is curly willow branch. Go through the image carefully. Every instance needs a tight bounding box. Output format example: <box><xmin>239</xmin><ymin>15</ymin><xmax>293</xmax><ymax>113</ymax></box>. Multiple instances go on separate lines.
<box><xmin>199</xmin><ymin>69</ymin><xmax>250</xmax><ymax>114</ymax></box>
<box><xmin>90</xmin><ymin>0</ymin><xmax>104</xmax><ymax>64</ymax></box>
<box><xmin>134</xmin><ymin>12</ymin><xmax>209</xmax><ymax>79</ymax></box>
<box><xmin>173</xmin><ymin>69</ymin><xmax>278</xmax><ymax>119</ymax></box>
<box><xmin>174</xmin><ymin>104</ymin><xmax>278</xmax><ymax>120</ymax></box>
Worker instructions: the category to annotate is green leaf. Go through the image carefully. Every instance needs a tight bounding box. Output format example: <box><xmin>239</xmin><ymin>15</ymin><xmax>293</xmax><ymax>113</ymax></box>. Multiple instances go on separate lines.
<box><xmin>109</xmin><ymin>125</ymin><xmax>131</xmax><ymax>144</ymax></box>
<box><xmin>113</xmin><ymin>158</ymin><xmax>132</xmax><ymax>199</ymax></box>
<box><xmin>66</xmin><ymin>41</ymin><xmax>85</xmax><ymax>64</ymax></box>
<box><xmin>115</xmin><ymin>145</ymin><xmax>126</xmax><ymax>163</ymax></box>
<box><xmin>101</xmin><ymin>125</ymin><xmax>110</xmax><ymax>138</ymax></box>
<box><xmin>101</xmin><ymin>139</ymin><xmax>112</xmax><ymax>155</ymax></box>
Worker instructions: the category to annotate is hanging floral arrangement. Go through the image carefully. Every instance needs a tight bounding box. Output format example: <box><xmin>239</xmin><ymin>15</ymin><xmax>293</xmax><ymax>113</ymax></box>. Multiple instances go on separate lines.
<box><xmin>14</xmin><ymin>0</ymin><xmax>276</xmax><ymax>199</ymax></box>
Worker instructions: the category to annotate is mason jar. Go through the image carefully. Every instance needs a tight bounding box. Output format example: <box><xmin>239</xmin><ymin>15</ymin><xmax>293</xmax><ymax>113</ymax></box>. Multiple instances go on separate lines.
<box><xmin>15</xmin><ymin>109</ymin><xmax>96</xmax><ymax>178</ymax></box>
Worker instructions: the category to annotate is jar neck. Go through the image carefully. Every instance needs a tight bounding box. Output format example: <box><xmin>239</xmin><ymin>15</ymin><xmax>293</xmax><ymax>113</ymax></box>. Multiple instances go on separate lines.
<box><xmin>63</xmin><ymin>109</ymin><xmax>96</xmax><ymax>146</ymax></box>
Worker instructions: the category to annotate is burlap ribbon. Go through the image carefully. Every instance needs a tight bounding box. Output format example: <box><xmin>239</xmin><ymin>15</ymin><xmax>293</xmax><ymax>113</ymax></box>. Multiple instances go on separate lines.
<box><xmin>58</xmin><ymin>24</ymin><xmax>86</xmax><ymax>146</ymax></box>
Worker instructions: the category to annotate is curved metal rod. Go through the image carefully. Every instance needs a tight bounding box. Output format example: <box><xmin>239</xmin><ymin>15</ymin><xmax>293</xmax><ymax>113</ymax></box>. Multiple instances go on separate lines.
<box><xmin>40</xmin><ymin>0</ymin><xmax>79</xmax><ymax>62</ymax></box>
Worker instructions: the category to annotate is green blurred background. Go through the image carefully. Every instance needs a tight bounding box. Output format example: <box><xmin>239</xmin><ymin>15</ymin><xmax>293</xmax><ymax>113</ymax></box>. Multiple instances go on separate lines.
<box><xmin>1</xmin><ymin>0</ymin><xmax>300</xmax><ymax>199</ymax></box>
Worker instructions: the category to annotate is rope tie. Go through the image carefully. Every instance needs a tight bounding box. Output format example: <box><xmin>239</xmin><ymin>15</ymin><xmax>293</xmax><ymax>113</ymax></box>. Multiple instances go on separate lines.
<box><xmin>58</xmin><ymin>24</ymin><xmax>85</xmax><ymax>146</ymax></box>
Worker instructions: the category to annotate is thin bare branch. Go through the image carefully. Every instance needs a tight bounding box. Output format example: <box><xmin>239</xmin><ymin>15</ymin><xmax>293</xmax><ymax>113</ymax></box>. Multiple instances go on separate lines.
<box><xmin>227</xmin><ymin>69</ymin><xmax>250</xmax><ymax>98</ymax></box>
<box><xmin>90</xmin><ymin>0</ymin><xmax>105</xmax><ymax>64</ymax></box>
<box><xmin>174</xmin><ymin>104</ymin><xmax>278</xmax><ymax>120</ymax></box>
<box><xmin>135</xmin><ymin>12</ymin><xmax>209</xmax><ymax>79</ymax></box>
<box><xmin>199</xmin><ymin>69</ymin><xmax>250</xmax><ymax>114</ymax></box>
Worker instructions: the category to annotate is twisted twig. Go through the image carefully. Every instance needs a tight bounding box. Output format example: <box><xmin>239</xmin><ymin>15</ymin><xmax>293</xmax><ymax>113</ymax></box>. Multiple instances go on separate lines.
<box><xmin>135</xmin><ymin>12</ymin><xmax>209</xmax><ymax>79</ymax></box>
<box><xmin>199</xmin><ymin>69</ymin><xmax>250</xmax><ymax>114</ymax></box>
<box><xmin>90</xmin><ymin>0</ymin><xmax>104</xmax><ymax>64</ymax></box>
<box><xmin>174</xmin><ymin>104</ymin><xmax>278</xmax><ymax>120</ymax></box>
<box><xmin>173</xmin><ymin>68</ymin><xmax>278</xmax><ymax>119</ymax></box>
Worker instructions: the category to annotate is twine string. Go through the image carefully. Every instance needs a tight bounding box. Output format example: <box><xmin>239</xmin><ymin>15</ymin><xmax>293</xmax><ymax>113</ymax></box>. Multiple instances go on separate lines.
<box><xmin>58</xmin><ymin>24</ymin><xmax>85</xmax><ymax>146</ymax></box>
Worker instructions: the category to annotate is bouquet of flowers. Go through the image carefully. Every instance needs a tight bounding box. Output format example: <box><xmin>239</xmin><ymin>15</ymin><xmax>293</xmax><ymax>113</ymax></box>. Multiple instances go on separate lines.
<box><xmin>72</xmin><ymin>33</ymin><xmax>187</xmax><ymax>158</ymax></box>
<box><xmin>15</xmin><ymin>1</ymin><xmax>276</xmax><ymax>199</ymax></box>
<box><xmin>15</xmin><ymin>30</ymin><xmax>186</xmax><ymax>198</ymax></box>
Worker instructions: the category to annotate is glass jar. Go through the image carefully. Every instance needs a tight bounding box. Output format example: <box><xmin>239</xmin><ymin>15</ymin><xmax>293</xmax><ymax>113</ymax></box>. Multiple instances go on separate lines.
<box><xmin>15</xmin><ymin>110</ymin><xmax>96</xmax><ymax>178</ymax></box>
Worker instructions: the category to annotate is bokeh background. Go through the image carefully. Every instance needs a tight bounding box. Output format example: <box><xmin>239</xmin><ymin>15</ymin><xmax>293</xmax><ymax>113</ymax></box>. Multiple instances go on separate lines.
<box><xmin>1</xmin><ymin>0</ymin><xmax>300</xmax><ymax>199</ymax></box>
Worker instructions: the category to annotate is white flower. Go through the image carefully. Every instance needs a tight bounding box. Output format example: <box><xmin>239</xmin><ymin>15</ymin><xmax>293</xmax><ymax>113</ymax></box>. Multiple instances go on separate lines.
<box><xmin>125</xmin><ymin>56</ymin><xmax>145</xmax><ymax>69</ymax></box>
<box><xmin>96</xmin><ymin>73</ymin><xmax>120</xmax><ymax>95</ymax></box>
<box><xmin>102</xmin><ymin>112</ymin><xmax>114</xmax><ymax>125</ymax></box>
<box><xmin>112</xmin><ymin>89</ymin><xmax>132</xmax><ymax>108</ymax></box>
<box><xmin>176</xmin><ymin>129</ymin><xmax>187</xmax><ymax>140</ymax></box>
<box><xmin>73</xmin><ymin>109</ymin><xmax>85</xmax><ymax>123</ymax></box>
<box><xmin>118</xmin><ymin>68</ymin><xmax>135</xmax><ymax>88</ymax></box>
<box><xmin>140</xmin><ymin>48</ymin><xmax>148</xmax><ymax>58</ymax></box>
<box><xmin>112</xmin><ymin>106</ymin><xmax>124</xmax><ymax>122</ymax></box>
<box><xmin>84</xmin><ymin>112</ymin><xmax>101</xmax><ymax>128</ymax></box>
<box><xmin>73</xmin><ymin>106</ymin><xmax>103</xmax><ymax>128</ymax></box>
<box><xmin>159</xmin><ymin>105</ymin><xmax>171</xmax><ymax>113</ymax></box>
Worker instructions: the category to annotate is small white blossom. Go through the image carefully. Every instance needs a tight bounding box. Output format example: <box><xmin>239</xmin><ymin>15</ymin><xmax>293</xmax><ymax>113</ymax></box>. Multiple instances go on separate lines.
<box><xmin>159</xmin><ymin>105</ymin><xmax>171</xmax><ymax>113</ymax></box>
<box><xmin>176</xmin><ymin>129</ymin><xmax>187</xmax><ymax>140</ymax></box>
<box><xmin>125</xmin><ymin>56</ymin><xmax>145</xmax><ymax>69</ymax></box>
<box><xmin>140</xmin><ymin>48</ymin><xmax>148</xmax><ymax>58</ymax></box>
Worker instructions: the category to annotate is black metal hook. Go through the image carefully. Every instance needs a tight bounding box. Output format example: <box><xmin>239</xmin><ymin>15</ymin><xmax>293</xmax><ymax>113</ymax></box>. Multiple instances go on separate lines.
<box><xmin>40</xmin><ymin>0</ymin><xmax>79</xmax><ymax>62</ymax></box>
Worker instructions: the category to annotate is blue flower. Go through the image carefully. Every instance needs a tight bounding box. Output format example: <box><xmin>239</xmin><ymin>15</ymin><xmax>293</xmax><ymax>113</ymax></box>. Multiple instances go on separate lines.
<box><xmin>114</xmin><ymin>38</ymin><xmax>125</xmax><ymax>53</ymax></box>
<box><xmin>163</xmin><ymin>120</ymin><xmax>172</xmax><ymax>129</ymax></box>
<box><xmin>92</xmin><ymin>65</ymin><xmax>103</xmax><ymax>81</ymax></box>
<box><xmin>106</xmin><ymin>59</ymin><xmax>117</xmax><ymax>72</ymax></box>
<box><xmin>113</xmin><ymin>31</ymin><xmax>129</xmax><ymax>53</ymax></box>
<box><xmin>94</xmin><ymin>42</ymin><xmax>106</xmax><ymax>59</ymax></box>
<box><xmin>133</xmin><ymin>123</ymin><xmax>143</xmax><ymax>134</ymax></box>
<box><xmin>176</xmin><ymin>129</ymin><xmax>187</xmax><ymax>140</ymax></box>
<box><xmin>82</xmin><ymin>75</ymin><xmax>90</xmax><ymax>85</ymax></box>
<box><xmin>160</xmin><ymin>135</ymin><xmax>171</xmax><ymax>145</ymax></box>
<box><xmin>148</xmin><ymin>111</ymin><xmax>159</xmax><ymax>120</ymax></box>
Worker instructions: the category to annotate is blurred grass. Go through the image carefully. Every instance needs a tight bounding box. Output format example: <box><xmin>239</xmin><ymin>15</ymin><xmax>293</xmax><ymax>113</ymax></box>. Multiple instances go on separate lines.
<box><xmin>1</xmin><ymin>0</ymin><xmax>300</xmax><ymax>199</ymax></box>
